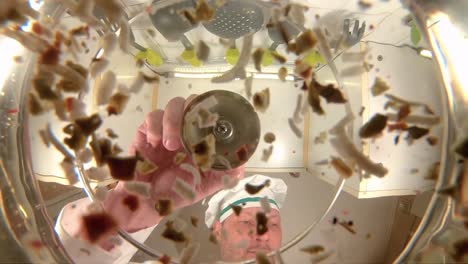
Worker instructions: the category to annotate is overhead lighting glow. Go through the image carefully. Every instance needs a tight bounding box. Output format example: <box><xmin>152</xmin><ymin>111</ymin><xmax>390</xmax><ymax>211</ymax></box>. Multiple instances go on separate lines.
<box><xmin>419</xmin><ymin>49</ymin><xmax>433</xmax><ymax>59</ymax></box>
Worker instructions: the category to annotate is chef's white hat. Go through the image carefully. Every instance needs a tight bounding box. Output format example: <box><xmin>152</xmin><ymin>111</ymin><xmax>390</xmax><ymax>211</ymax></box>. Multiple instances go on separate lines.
<box><xmin>205</xmin><ymin>174</ymin><xmax>287</xmax><ymax>228</ymax></box>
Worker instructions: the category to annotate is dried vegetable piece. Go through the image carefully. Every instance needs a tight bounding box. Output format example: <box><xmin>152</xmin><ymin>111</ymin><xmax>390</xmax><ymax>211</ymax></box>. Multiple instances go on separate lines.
<box><xmin>74</xmin><ymin>114</ymin><xmax>102</xmax><ymax>136</ymax></box>
<box><xmin>291</xmin><ymin>30</ymin><xmax>317</xmax><ymax>55</ymax></box>
<box><xmin>32</xmin><ymin>70</ymin><xmax>58</xmax><ymax>100</ymax></box>
<box><xmin>245</xmin><ymin>179</ymin><xmax>270</xmax><ymax>195</ymax></box>
<box><xmin>264</xmin><ymin>132</ymin><xmax>276</xmax><ymax>143</ymax></box>
<box><xmin>122</xmin><ymin>194</ymin><xmax>139</xmax><ymax>211</ymax></box>
<box><xmin>191</xmin><ymin>134</ymin><xmax>216</xmax><ymax>170</ymax></box>
<box><xmin>162</xmin><ymin>221</ymin><xmax>187</xmax><ymax>243</ymax></box>
<box><xmin>359</xmin><ymin>114</ymin><xmax>388</xmax><ymax>138</ymax></box>
<box><xmin>106</xmin><ymin>92</ymin><xmax>129</xmax><ymax>115</ymax></box>
<box><xmin>155</xmin><ymin>199</ymin><xmax>173</xmax><ymax>216</ymax></box>
<box><xmin>90</xmin><ymin>137</ymin><xmax>112</xmax><ymax>166</ymax></box>
<box><xmin>136</xmin><ymin>158</ymin><xmax>158</xmax><ymax>175</ymax></box>
<box><xmin>80</xmin><ymin>212</ymin><xmax>118</xmax><ymax>243</ymax></box>
<box><xmin>195</xmin><ymin>0</ymin><xmax>214</xmax><ymax>21</ymax></box>
<box><xmin>106</xmin><ymin>128</ymin><xmax>118</xmax><ymax>139</ymax></box>
<box><xmin>426</xmin><ymin>136</ymin><xmax>438</xmax><ymax>146</ymax></box>
<box><xmin>236</xmin><ymin>145</ymin><xmax>249</xmax><ymax>162</ymax></box>
<box><xmin>190</xmin><ymin>216</ymin><xmax>199</xmax><ymax>227</ymax></box>
<box><xmin>370</xmin><ymin>77</ymin><xmax>390</xmax><ymax>96</ymax></box>
<box><xmin>311</xmin><ymin>78</ymin><xmax>346</xmax><ymax>104</ymax></box>
<box><xmin>330</xmin><ymin>157</ymin><xmax>353</xmax><ymax>179</ymax></box>
<box><xmin>252</xmin><ymin>48</ymin><xmax>264</xmax><ymax>72</ymax></box>
<box><xmin>253</xmin><ymin>88</ymin><xmax>270</xmax><ymax>112</ymax></box>
<box><xmin>455</xmin><ymin>138</ymin><xmax>468</xmax><ymax>159</ymax></box>
<box><xmin>256</xmin><ymin>212</ymin><xmax>268</xmax><ymax>235</ymax></box>
<box><xmin>289</xmin><ymin>172</ymin><xmax>300</xmax><ymax>178</ymax></box>
<box><xmin>307</xmin><ymin>82</ymin><xmax>325</xmax><ymax>115</ymax></box>
<box><xmin>28</xmin><ymin>92</ymin><xmax>45</xmax><ymax>115</ymax></box>
<box><xmin>106</xmin><ymin>156</ymin><xmax>138</xmax><ymax>181</ymax></box>
<box><xmin>406</xmin><ymin>126</ymin><xmax>430</xmax><ymax>140</ymax></box>
<box><xmin>397</xmin><ymin>104</ymin><xmax>411</xmax><ymax>121</ymax></box>
<box><xmin>300</xmin><ymin>245</ymin><xmax>325</xmax><ymax>255</ymax></box>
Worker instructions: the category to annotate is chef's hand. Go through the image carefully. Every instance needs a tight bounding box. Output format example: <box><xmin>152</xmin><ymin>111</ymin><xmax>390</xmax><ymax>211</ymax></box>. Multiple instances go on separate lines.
<box><xmin>103</xmin><ymin>95</ymin><xmax>244</xmax><ymax>233</ymax></box>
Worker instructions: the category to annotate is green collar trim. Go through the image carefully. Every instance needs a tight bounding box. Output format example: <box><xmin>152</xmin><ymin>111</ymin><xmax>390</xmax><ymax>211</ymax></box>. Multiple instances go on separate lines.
<box><xmin>218</xmin><ymin>197</ymin><xmax>278</xmax><ymax>220</ymax></box>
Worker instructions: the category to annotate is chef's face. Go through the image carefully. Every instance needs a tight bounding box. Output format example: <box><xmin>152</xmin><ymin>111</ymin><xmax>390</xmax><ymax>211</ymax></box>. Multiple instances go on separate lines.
<box><xmin>212</xmin><ymin>207</ymin><xmax>282</xmax><ymax>262</ymax></box>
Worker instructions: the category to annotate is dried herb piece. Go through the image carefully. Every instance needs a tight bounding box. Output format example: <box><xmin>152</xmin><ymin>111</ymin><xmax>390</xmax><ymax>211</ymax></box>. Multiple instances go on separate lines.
<box><xmin>293</xmin><ymin>30</ymin><xmax>317</xmax><ymax>55</ymax></box>
<box><xmin>311</xmin><ymin>78</ymin><xmax>346</xmax><ymax>104</ymax></box>
<box><xmin>196</xmin><ymin>40</ymin><xmax>210</xmax><ymax>62</ymax></box>
<box><xmin>190</xmin><ymin>216</ymin><xmax>199</xmax><ymax>227</ymax></box>
<box><xmin>370</xmin><ymin>77</ymin><xmax>390</xmax><ymax>96</ymax></box>
<box><xmin>180</xmin><ymin>10</ymin><xmax>197</xmax><ymax>25</ymax></box>
<box><xmin>136</xmin><ymin>158</ymin><xmax>158</xmax><ymax>175</ymax></box>
<box><xmin>359</xmin><ymin>114</ymin><xmax>388</xmax><ymax>138</ymax></box>
<box><xmin>66</xmin><ymin>61</ymin><xmax>88</xmax><ymax>78</ymax></box>
<box><xmin>388</xmin><ymin>122</ymin><xmax>408</xmax><ymax>132</ymax></box>
<box><xmin>256</xmin><ymin>252</ymin><xmax>271</xmax><ymax>264</ymax></box>
<box><xmin>406</xmin><ymin>126</ymin><xmax>429</xmax><ymax>140</ymax></box>
<box><xmin>33</xmin><ymin>70</ymin><xmax>59</xmax><ymax>100</ymax></box>
<box><xmin>230</xmin><ymin>204</ymin><xmax>242</xmax><ymax>216</ymax></box>
<box><xmin>106</xmin><ymin>156</ymin><xmax>138</xmax><ymax>181</ymax></box>
<box><xmin>155</xmin><ymin>199</ymin><xmax>172</xmax><ymax>216</ymax></box>
<box><xmin>90</xmin><ymin>137</ymin><xmax>112</xmax><ymax>166</ymax></box>
<box><xmin>40</xmin><ymin>45</ymin><xmax>60</xmax><ymax>65</ymax></box>
<box><xmin>209</xmin><ymin>232</ymin><xmax>218</xmax><ymax>244</ymax></box>
<box><xmin>426</xmin><ymin>136</ymin><xmax>438</xmax><ymax>146</ymax></box>
<box><xmin>455</xmin><ymin>138</ymin><xmax>468</xmax><ymax>158</ymax></box>
<box><xmin>307</xmin><ymin>82</ymin><xmax>325</xmax><ymax>115</ymax></box>
<box><xmin>122</xmin><ymin>194</ymin><xmax>139</xmax><ymax>211</ymax></box>
<box><xmin>295</xmin><ymin>61</ymin><xmax>313</xmax><ymax>79</ymax></box>
<box><xmin>63</xmin><ymin>124</ymin><xmax>87</xmax><ymax>151</ymax></box>
<box><xmin>107</xmin><ymin>92</ymin><xmax>129</xmax><ymax>115</ymax></box>
<box><xmin>81</xmin><ymin>212</ymin><xmax>117</xmax><ymax>243</ymax></box>
<box><xmin>195</xmin><ymin>0</ymin><xmax>214</xmax><ymax>21</ymax></box>
<box><xmin>261</xmin><ymin>145</ymin><xmax>274</xmax><ymax>162</ymax></box>
<box><xmin>252</xmin><ymin>48</ymin><xmax>264</xmax><ymax>72</ymax></box>
<box><xmin>300</xmin><ymin>245</ymin><xmax>325</xmax><ymax>255</ymax></box>
<box><xmin>191</xmin><ymin>134</ymin><xmax>215</xmax><ymax>170</ymax></box>
<box><xmin>28</xmin><ymin>93</ymin><xmax>44</xmax><ymax>115</ymax></box>
<box><xmin>263</xmin><ymin>132</ymin><xmax>276</xmax><ymax>143</ymax></box>
<box><xmin>330</xmin><ymin>157</ymin><xmax>353</xmax><ymax>179</ymax></box>
<box><xmin>397</xmin><ymin>104</ymin><xmax>411</xmax><ymax>121</ymax></box>
<box><xmin>425</xmin><ymin>162</ymin><xmax>440</xmax><ymax>181</ymax></box>
<box><xmin>162</xmin><ymin>221</ymin><xmax>187</xmax><ymax>243</ymax></box>
<box><xmin>253</xmin><ymin>88</ymin><xmax>270</xmax><ymax>113</ymax></box>
<box><xmin>106</xmin><ymin>128</ymin><xmax>118</xmax><ymax>139</ymax></box>
<box><xmin>256</xmin><ymin>212</ymin><xmax>268</xmax><ymax>235</ymax></box>
<box><xmin>245</xmin><ymin>179</ymin><xmax>270</xmax><ymax>195</ymax></box>
<box><xmin>74</xmin><ymin>114</ymin><xmax>102</xmax><ymax>136</ymax></box>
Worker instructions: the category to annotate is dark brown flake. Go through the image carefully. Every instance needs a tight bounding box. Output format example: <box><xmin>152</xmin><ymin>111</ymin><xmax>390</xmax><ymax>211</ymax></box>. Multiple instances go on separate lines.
<box><xmin>300</xmin><ymin>245</ymin><xmax>325</xmax><ymax>255</ymax></box>
<box><xmin>359</xmin><ymin>114</ymin><xmax>388</xmax><ymax>138</ymax></box>
<box><xmin>122</xmin><ymin>194</ymin><xmax>139</xmax><ymax>211</ymax></box>
<box><xmin>74</xmin><ymin>114</ymin><xmax>102</xmax><ymax>136</ymax></box>
<box><xmin>230</xmin><ymin>204</ymin><xmax>242</xmax><ymax>216</ymax></box>
<box><xmin>162</xmin><ymin>221</ymin><xmax>187</xmax><ymax>243</ymax></box>
<box><xmin>245</xmin><ymin>179</ymin><xmax>270</xmax><ymax>195</ymax></box>
<box><xmin>406</xmin><ymin>126</ymin><xmax>429</xmax><ymax>140</ymax></box>
<box><xmin>256</xmin><ymin>212</ymin><xmax>268</xmax><ymax>236</ymax></box>
<box><xmin>81</xmin><ymin>212</ymin><xmax>117</xmax><ymax>243</ymax></box>
<box><xmin>106</xmin><ymin>156</ymin><xmax>138</xmax><ymax>181</ymax></box>
<box><xmin>155</xmin><ymin>199</ymin><xmax>173</xmax><ymax>216</ymax></box>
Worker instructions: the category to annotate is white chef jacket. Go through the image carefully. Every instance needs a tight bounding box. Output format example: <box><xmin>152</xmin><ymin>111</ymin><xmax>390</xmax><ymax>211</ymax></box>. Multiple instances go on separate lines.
<box><xmin>55</xmin><ymin>198</ymin><xmax>157</xmax><ymax>264</ymax></box>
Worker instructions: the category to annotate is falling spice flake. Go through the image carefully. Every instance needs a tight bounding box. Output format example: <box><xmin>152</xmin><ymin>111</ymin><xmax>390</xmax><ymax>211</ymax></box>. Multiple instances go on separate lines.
<box><xmin>394</xmin><ymin>135</ymin><xmax>400</xmax><ymax>145</ymax></box>
<box><xmin>190</xmin><ymin>216</ymin><xmax>199</xmax><ymax>227</ymax></box>
<box><xmin>28</xmin><ymin>93</ymin><xmax>44</xmax><ymax>115</ymax></box>
<box><xmin>230</xmin><ymin>204</ymin><xmax>242</xmax><ymax>216</ymax></box>
<box><xmin>406</xmin><ymin>126</ymin><xmax>430</xmax><ymax>140</ymax></box>
<box><xmin>252</xmin><ymin>48</ymin><xmax>264</xmax><ymax>72</ymax></box>
<box><xmin>196</xmin><ymin>40</ymin><xmax>210</xmax><ymax>62</ymax></box>
<box><xmin>209</xmin><ymin>232</ymin><xmax>218</xmax><ymax>244</ymax></box>
<box><xmin>106</xmin><ymin>128</ymin><xmax>118</xmax><ymax>139</ymax></box>
<box><xmin>359</xmin><ymin>114</ymin><xmax>388</xmax><ymax>138</ymax></box>
<box><xmin>106</xmin><ymin>156</ymin><xmax>138</xmax><ymax>181</ymax></box>
<box><xmin>136</xmin><ymin>158</ymin><xmax>158</xmax><ymax>175</ymax></box>
<box><xmin>370</xmin><ymin>77</ymin><xmax>390</xmax><ymax>96</ymax></box>
<box><xmin>245</xmin><ymin>179</ymin><xmax>270</xmax><ymax>195</ymax></box>
<box><xmin>293</xmin><ymin>30</ymin><xmax>317</xmax><ymax>55</ymax></box>
<box><xmin>455</xmin><ymin>138</ymin><xmax>468</xmax><ymax>159</ymax></box>
<box><xmin>358</xmin><ymin>0</ymin><xmax>373</xmax><ymax>9</ymax></box>
<box><xmin>261</xmin><ymin>145</ymin><xmax>274</xmax><ymax>162</ymax></box>
<box><xmin>256</xmin><ymin>252</ymin><xmax>271</xmax><ymax>264</ymax></box>
<box><xmin>314</xmin><ymin>131</ymin><xmax>327</xmax><ymax>144</ymax></box>
<box><xmin>331</xmin><ymin>157</ymin><xmax>353</xmax><ymax>179</ymax></box>
<box><xmin>236</xmin><ymin>144</ymin><xmax>249</xmax><ymax>162</ymax></box>
<box><xmin>426</xmin><ymin>136</ymin><xmax>438</xmax><ymax>146</ymax></box>
<box><xmin>107</xmin><ymin>92</ymin><xmax>129</xmax><ymax>116</ymax></box>
<box><xmin>122</xmin><ymin>194</ymin><xmax>139</xmax><ymax>212</ymax></box>
<box><xmin>180</xmin><ymin>9</ymin><xmax>197</xmax><ymax>25</ymax></box>
<box><xmin>162</xmin><ymin>221</ymin><xmax>187</xmax><ymax>243</ymax></box>
<box><xmin>264</xmin><ymin>132</ymin><xmax>276</xmax><ymax>143</ymax></box>
<box><xmin>301</xmin><ymin>245</ymin><xmax>325</xmax><ymax>255</ymax></box>
<box><xmin>278</xmin><ymin>67</ymin><xmax>288</xmax><ymax>81</ymax></box>
<box><xmin>195</xmin><ymin>0</ymin><xmax>214</xmax><ymax>21</ymax></box>
<box><xmin>338</xmin><ymin>221</ymin><xmax>356</xmax><ymax>234</ymax></box>
<box><xmin>74</xmin><ymin>114</ymin><xmax>102</xmax><ymax>136</ymax></box>
<box><xmin>256</xmin><ymin>212</ymin><xmax>268</xmax><ymax>235</ymax></box>
<box><xmin>158</xmin><ymin>255</ymin><xmax>171</xmax><ymax>264</ymax></box>
<box><xmin>155</xmin><ymin>199</ymin><xmax>173</xmax><ymax>216</ymax></box>
<box><xmin>289</xmin><ymin>172</ymin><xmax>300</xmax><ymax>178</ymax></box>
<box><xmin>81</xmin><ymin>212</ymin><xmax>118</xmax><ymax>243</ymax></box>
<box><xmin>253</xmin><ymin>88</ymin><xmax>270</xmax><ymax>113</ymax></box>
<box><xmin>90</xmin><ymin>137</ymin><xmax>112</xmax><ymax>166</ymax></box>
<box><xmin>174</xmin><ymin>152</ymin><xmax>187</xmax><ymax>165</ymax></box>
<box><xmin>307</xmin><ymin>82</ymin><xmax>325</xmax><ymax>115</ymax></box>
<box><xmin>388</xmin><ymin>122</ymin><xmax>408</xmax><ymax>132</ymax></box>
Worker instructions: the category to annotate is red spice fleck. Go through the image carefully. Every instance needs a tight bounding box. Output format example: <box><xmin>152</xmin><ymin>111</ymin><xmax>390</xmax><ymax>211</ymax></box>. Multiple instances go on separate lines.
<box><xmin>236</xmin><ymin>145</ymin><xmax>249</xmax><ymax>162</ymax></box>
<box><xmin>31</xmin><ymin>22</ymin><xmax>43</xmax><ymax>35</ymax></box>
<box><xmin>6</xmin><ymin>108</ymin><xmax>18</xmax><ymax>114</ymax></box>
<box><xmin>388</xmin><ymin>122</ymin><xmax>408</xmax><ymax>132</ymax></box>
<box><xmin>122</xmin><ymin>194</ymin><xmax>139</xmax><ymax>212</ymax></box>
<box><xmin>81</xmin><ymin>212</ymin><xmax>117</xmax><ymax>243</ymax></box>
<box><xmin>159</xmin><ymin>255</ymin><xmax>171</xmax><ymax>264</ymax></box>
<box><xmin>65</xmin><ymin>97</ymin><xmax>74</xmax><ymax>112</ymax></box>
<box><xmin>28</xmin><ymin>240</ymin><xmax>43</xmax><ymax>250</ymax></box>
<box><xmin>39</xmin><ymin>45</ymin><xmax>60</xmax><ymax>65</ymax></box>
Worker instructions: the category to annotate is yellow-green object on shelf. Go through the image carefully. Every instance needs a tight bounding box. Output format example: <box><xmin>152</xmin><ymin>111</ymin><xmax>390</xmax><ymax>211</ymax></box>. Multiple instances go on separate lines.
<box><xmin>225</xmin><ymin>47</ymin><xmax>239</xmax><ymax>65</ymax></box>
<box><xmin>261</xmin><ymin>49</ymin><xmax>274</xmax><ymax>67</ymax></box>
<box><xmin>181</xmin><ymin>49</ymin><xmax>202</xmax><ymax>67</ymax></box>
<box><xmin>410</xmin><ymin>22</ymin><xmax>421</xmax><ymax>46</ymax></box>
<box><xmin>134</xmin><ymin>49</ymin><xmax>163</xmax><ymax>66</ymax></box>
<box><xmin>303</xmin><ymin>50</ymin><xmax>325</xmax><ymax>67</ymax></box>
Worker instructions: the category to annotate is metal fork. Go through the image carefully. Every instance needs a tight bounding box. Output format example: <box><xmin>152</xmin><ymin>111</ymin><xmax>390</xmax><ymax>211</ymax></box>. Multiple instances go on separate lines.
<box><xmin>336</xmin><ymin>18</ymin><xmax>366</xmax><ymax>49</ymax></box>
